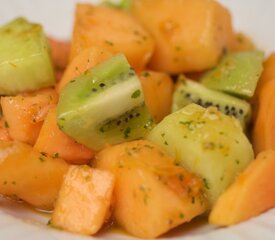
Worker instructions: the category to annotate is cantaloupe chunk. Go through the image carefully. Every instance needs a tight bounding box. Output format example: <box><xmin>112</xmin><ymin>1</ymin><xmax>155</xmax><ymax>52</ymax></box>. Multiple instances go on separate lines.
<box><xmin>57</xmin><ymin>47</ymin><xmax>113</xmax><ymax>92</ymax></box>
<box><xmin>0</xmin><ymin>140</ymin><xmax>69</xmax><ymax>210</ymax></box>
<box><xmin>139</xmin><ymin>71</ymin><xmax>174</xmax><ymax>123</ymax></box>
<box><xmin>34</xmin><ymin>107</ymin><xmax>94</xmax><ymax>165</ymax></box>
<box><xmin>51</xmin><ymin>165</ymin><xmax>115</xmax><ymax>235</ymax></box>
<box><xmin>1</xmin><ymin>88</ymin><xmax>58</xmax><ymax>145</ymax></box>
<box><xmin>252</xmin><ymin>79</ymin><xmax>275</xmax><ymax>154</ymax></box>
<box><xmin>48</xmin><ymin>37</ymin><xmax>70</xmax><ymax>71</ymax></box>
<box><xmin>96</xmin><ymin>140</ymin><xmax>207</xmax><ymax>238</ymax></box>
<box><xmin>253</xmin><ymin>53</ymin><xmax>275</xmax><ymax>105</ymax></box>
<box><xmin>209</xmin><ymin>150</ymin><xmax>275</xmax><ymax>226</ymax></box>
<box><xmin>70</xmin><ymin>4</ymin><xmax>155</xmax><ymax>71</ymax></box>
<box><xmin>0</xmin><ymin>117</ymin><xmax>11</xmax><ymax>141</ymax></box>
<box><xmin>131</xmin><ymin>0</ymin><xmax>234</xmax><ymax>73</ymax></box>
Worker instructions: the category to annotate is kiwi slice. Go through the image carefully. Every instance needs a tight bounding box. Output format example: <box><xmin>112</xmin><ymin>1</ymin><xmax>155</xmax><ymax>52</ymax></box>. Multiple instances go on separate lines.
<box><xmin>173</xmin><ymin>76</ymin><xmax>251</xmax><ymax>128</ymax></box>
<box><xmin>57</xmin><ymin>54</ymin><xmax>154</xmax><ymax>151</ymax></box>
<box><xmin>0</xmin><ymin>18</ymin><xmax>55</xmax><ymax>95</ymax></box>
<box><xmin>201</xmin><ymin>50</ymin><xmax>264</xmax><ymax>98</ymax></box>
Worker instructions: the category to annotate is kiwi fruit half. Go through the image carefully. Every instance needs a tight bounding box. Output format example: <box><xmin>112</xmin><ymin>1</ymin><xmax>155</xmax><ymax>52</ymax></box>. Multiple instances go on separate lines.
<box><xmin>173</xmin><ymin>76</ymin><xmax>251</xmax><ymax>129</ymax></box>
<box><xmin>201</xmin><ymin>50</ymin><xmax>264</xmax><ymax>98</ymax></box>
<box><xmin>57</xmin><ymin>54</ymin><xmax>154</xmax><ymax>151</ymax></box>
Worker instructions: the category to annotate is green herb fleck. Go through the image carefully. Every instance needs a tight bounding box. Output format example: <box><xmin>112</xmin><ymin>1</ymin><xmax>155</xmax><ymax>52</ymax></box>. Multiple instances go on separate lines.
<box><xmin>124</xmin><ymin>127</ymin><xmax>131</xmax><ymax>139</ymax></box>
<box><xmin>202</xmin><ymin>142</ymin><xmax>216</xmax><ymax>150</ymax></box>
<box><xmin>203</xmin><ymin>178</ymin><xmax>210</xmax><ymax>189</ymax></box>
<box><xmin>235</xmin><ymin>159</ymin><xmax>240</xmax><ymax>165</ymax></box>
<box><xmin>144</xmin><ymin>144</ymin><xmax>154</xmax><ymax>149</ymax></box>
<box><xmin>164</xmin><ymin>141</ymin><xmax>169</xmax><ymax>146</ymax></box>
<box><xmin>100</xmin><ymin>126</ymin><xmax>105</xmax><ymax>133</ymax></box>
<box><xmin>4</xmin><ymin>121</ymin><xmax>9</xmax><ymax>128</ymax></box>
<box><xmin>131</xmin><ymin>89</ymin><xmax>141</xmax><ymax>99</ymax></box>
<box><xmin>52</xmin><ymin>153</ymin><xmax>59</xmax><ymax>158</ymax></box>
<box><xmin>178</xmin><ymin>174</ymin><xmax>184</xmax><ymax>181</ymax></box>
<box><xmin>179</xmin><ymin>213</ymin><xmax>185</xmax><ymax>219</ymax></box>
<box><xmin>191</xmin><ymin>196</ymin><xmax>195</xmax><ymax>204</ymax></box>
<box><xmin>105</xmin><ymin>40</ymin><xmax>114</xmax><ymax>46</ymax></box>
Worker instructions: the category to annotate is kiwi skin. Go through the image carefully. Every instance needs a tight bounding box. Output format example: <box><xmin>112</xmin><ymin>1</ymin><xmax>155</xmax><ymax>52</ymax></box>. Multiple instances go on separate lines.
<box><xmin>173</xmin><ymin>76</ymin><xmax>251</xmax><ymax>129</ymax></box>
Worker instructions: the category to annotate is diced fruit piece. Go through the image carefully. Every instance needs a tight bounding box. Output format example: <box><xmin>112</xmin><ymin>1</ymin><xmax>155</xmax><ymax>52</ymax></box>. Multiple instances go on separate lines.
<box><xmin>1</xmin><ymin>88</ymin><xmax>58</xmax><ymax>145</ymax></box>
<box><xmin>172</xmin><ymin>76</ymin><xmax>251</xmax><ymax>128</ymax></box>
<box><xmin>252</xmin><ymin>80</ymin><xmax>275</xmax><ymax>154</ymax></box>
<box><xmin>131</xmin><ymin>0</ymin><xmax>234</xmax><ymax>74</ymax></box>
<box><xmin>57</xmin><ymin>54</ymin><xmax>154</xmax><ymax>151</ymax></box>
<box><xmin>148</xmin><ymin>104</ymin><xmax>254</xmax><ymax>206</ymax></box>
<box><xmin>57</xmin><ymin>47</ymin><xmax>113</xmax><ymax>92</ymax></box>
<box><xmin>0</xmin><ymin>18</ymin><xmax>55</xmax><ymax>95</ymax></box>
<box><xmin>34</xmin><ymin>107</ymin><xmax>94</xmax><ymax>165</ymax></box>
<box><xmin>209</xmin><ymin>150</ymin><xmax>275</xmax><ymax>226</ymax></box>
<box><xmin>201</xmin><ymin>51</ymin><xmax>264</xmax><ymax>98</ymax></box>
<box><xmin>48</xmin><ymin>37</ymin><xmax>70</xmax><ymax>71</ymax></box>
<box><xmin>70</xmin><ymin>4</ymin><xmax>155</xmax><ymax>71</ymax></box>
<box><xmin>0</xmin><ymin>117</ymin><xmax>11</xmax><ymax>141</ymax></box>
<box><xmin>139</xmin><ymin>71</ymin><xmax>174</xmax><ymax>123</ymax></box>
<box><xmin>233</xmin><ymin>33</ymin><xmax>255</xmax><ymax>52</ymax></box>
<box><xmin>96</xmin><ymin>140</ymin><xmax>208</xmax><ymax>238</ymax></box>
<box><xmin>253</xmin><ymin>53</ymin><xmax>275</xmax><ymax>106</ymax></box>
<box><xmin>0</xmin><ymin>141</ymin><xmax>69</xmax><ymax>210</ymax></box>
<box><xmin>51</xmin><ymin>166</ymin><xmax>114</xmax><ymax>235</ymax></box>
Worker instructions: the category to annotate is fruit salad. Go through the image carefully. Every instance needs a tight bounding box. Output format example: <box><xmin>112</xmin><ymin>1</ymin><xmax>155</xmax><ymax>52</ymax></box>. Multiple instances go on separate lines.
<box><xmin>0</xmin><ymin>0</ymin><xmax>274</xmax><ymax>239</ymax></box>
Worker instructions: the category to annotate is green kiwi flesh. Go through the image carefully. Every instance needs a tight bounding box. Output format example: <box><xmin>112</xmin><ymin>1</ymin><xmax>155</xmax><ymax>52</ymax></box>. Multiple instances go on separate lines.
<box><xmin>201</xmin><ymin>50</ymin><xmax>264</xmax><ymax>98</ymax></box>
<box><xmin>173</xmin><ymin>76</ymin><xmax>251</xmax><ymax>129</ymax></box>
<box><xmin>57</xmin><ymin>54</ymin><xmax>154</xmax><ymax>150</ymax></box>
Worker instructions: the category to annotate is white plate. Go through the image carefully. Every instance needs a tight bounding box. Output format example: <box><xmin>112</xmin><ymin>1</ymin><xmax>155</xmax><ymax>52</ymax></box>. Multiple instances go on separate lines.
<box><xmin>0</xmin><ymin>0</ymin><xmax>275</xmax><ymax>239</ymax></box>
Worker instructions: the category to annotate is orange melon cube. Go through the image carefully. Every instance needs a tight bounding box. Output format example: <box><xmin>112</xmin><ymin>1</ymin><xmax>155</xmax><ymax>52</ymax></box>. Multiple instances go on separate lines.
<box><xmin>0</xmin><ymin>141</ymin><xmax>69</xmax><ymax>210</ymax></box>
<box><xmin>0</xmin><ymin>117</ymin><xmax>11</xmax><ymax>141</ymax></box>
<box><xmin>209</xmin><ymin>150</ymin><xmax>275</xmax><ymax>226</ymax></box>
<box><xmin>139</xmin><ymin>71</ymin><xmax>174</xmax><ymax>123</ymax></box>
<box><xmin>51</xmin><ymin>166</ymin><xmax>115</xmax><ymax>235</ymax></box>
<box><xmin>252</xmin><ymin>79</ymin><xmax>275</xmax><ymax>154</ymax></box>
<box><xmin>1</xmin><ymin>88</ymin><xmax>58</xmax><ymax>145</ymax></box>
<box><xmin>70</xmin><ymin>4</ymin><xmax>155</xmax><ymax>71</ymax></box>
<box><xmin>131</xmin><ymin>0</ymin><xmax>234</xmax><ymax>73</ymax></box>
<box><xmin>34</xmin><ymin>107</ymin><xmax>94</xmax><ymax>165</ymax></box>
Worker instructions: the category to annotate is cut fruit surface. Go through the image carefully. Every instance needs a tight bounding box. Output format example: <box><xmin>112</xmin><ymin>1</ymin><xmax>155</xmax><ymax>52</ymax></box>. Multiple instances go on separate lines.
<box><xmin>201</xmin><ymin>51</ymin><xmax>264</xmax><ymax>98</ymax></box>
<box><xmin>172</xmin><ymin>76</ymin><xmax>251</xmax><ymax>128</ymax></box>
<box><xmin>96</xmin><ymin>140</ymin><xmax>207</xmax><ymax>238</ymax></box>
<box><xmin>209</xmin><ymin>150</ymin><xmax>275</xmax><ymax>226</ymax></box>
<box><xmin>131</xmin><ymin>0</ymin><xmax>234</xmax><ymax>73</ymax></box>
<box><xmin>139</xmin><ymin>71</ymin><xmax>174</xmax><ymax>123</ymax></box>
<box><xmin>34</xmin><ymin>107</ymin><xmax>94</xmax><ymax>165</ymax></box>
<box><xmin>0</xmin><ymin>18</ymin><xmax>55</xmax><ymax>95</ymax></box>
<box><xmin>57</xmin><ymin>54</ymin><xmax>154</xmax><ymax>151</ymax></box>
<box><xmin>1</xmin><ymin>88</ymin><xmax>58</xmax><ymax>145</ymax></box>
<box><xmin>0</xmin><ymin>141</ymin><xmax>69</xmax><ymax>210</ymax></box>
<box><xmin>51</xmin><ymin>166</ymin><xmax>115</xmax><ymax>235</ymax></box>
<box><xmin>70</xmin><ymin>3</ymin><xmax>155</xmax><ymax>71</ymax></box>
<box><xmin>252</xmin><ymin>79</ymin><xmax>275</xmax><ymax>154</ymax></box>
<box><xmin>148</xmin><ymin>104</ymin><xmax>254</xmax><ymax>206</ymax></box>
